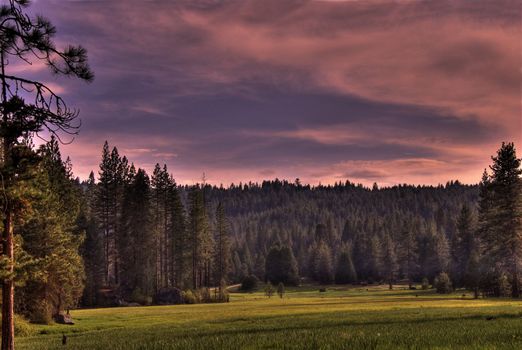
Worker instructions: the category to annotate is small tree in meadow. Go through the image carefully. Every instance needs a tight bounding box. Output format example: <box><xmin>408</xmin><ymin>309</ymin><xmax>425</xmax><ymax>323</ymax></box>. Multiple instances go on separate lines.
<box><xmin>434</xmin><ymin>272</ymin><xmax>453</xmax><ymax>294</ymax></box>
<box><xmin>277</xmin><ymin>283</ymin><xmax>285</xmax><ymax>299</ymax></box>
<box><xmin>264</xmin><ymin>283</ymin><xmax>275</xmax><ymax>298</ymax></box>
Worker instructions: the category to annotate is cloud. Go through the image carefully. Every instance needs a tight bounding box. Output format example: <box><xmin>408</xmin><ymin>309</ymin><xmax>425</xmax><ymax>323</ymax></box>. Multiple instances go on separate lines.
<box><xmin>25</xmin><ymin>0</ymin><xmax>521</xmax><ymax>186</ymax></box>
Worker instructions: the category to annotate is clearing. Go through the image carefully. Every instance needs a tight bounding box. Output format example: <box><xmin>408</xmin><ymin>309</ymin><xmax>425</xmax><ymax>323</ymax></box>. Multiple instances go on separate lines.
<box><xmin>17</xmin><ymin>285</ymin><xmax>522</xmax><ymax>349</ymax></box>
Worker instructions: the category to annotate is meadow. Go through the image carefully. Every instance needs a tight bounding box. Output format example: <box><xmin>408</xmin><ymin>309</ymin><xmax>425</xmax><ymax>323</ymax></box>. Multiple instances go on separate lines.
<box><xmin>17</xmin><ymin>285</ymin><xmax>522</xmax><ymax>350</ymax></box>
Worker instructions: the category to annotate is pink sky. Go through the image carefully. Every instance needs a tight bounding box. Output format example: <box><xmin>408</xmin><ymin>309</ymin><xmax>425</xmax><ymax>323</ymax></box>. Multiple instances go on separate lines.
<box><xmin>28</xmin><ymin>0</ymin><xmax>521</xmax><ymax>186</ymax></box>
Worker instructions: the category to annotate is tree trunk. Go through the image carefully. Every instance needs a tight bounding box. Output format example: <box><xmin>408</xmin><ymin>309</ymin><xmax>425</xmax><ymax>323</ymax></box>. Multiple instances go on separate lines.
<box><xmin>2</xmin><ymin>208</ymin><xmax>15</xmax><ymax>350</ymax></box>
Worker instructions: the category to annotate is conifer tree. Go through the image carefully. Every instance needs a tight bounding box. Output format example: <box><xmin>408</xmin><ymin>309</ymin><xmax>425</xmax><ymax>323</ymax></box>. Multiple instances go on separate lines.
<box><xmin>482</xmin><ymin>143</ymin><xmax>522</xmax><ymax>297</ymax></box>
<box><xmin>265</xmin><ymin>245</ymin><xmax>299</xmax><ymax>285</ymax></box>
<box><xmin>381</xmin><ymin>234</ymin><xmax>399</xmax><ymax>289</ymax></box>
<box><xmin>335</xmin><ymin>248</ymin><xmax>357</xmax><ymax>284</ymax></box>
<box><xmin>314</xmin><ymin>241</ymin><xmax>334</xmax><ymax>284</ymax></box>
<box><xmin>19</xmin><ymin>140</ymin><xmax>85</xmax><ymax>323</ymax></box>
<box><xmin>0</xmin><ymin>1</ymin><xmax>92</xmax><ymax>346</ymax></box>
<box><xmin>169</xmin><ymin>178</ymin><xmax>187</xmax><ymax>288</ymax></box>
<box><xmin>80</xmin><ymin>172</ymin><xmax>104</xmax><ymax>306</ymax></box>
<box><xmin>188</xmin><ymin>187</ymin><xmax>210</xmax><ymax>289</ymax></box>
<box><xmin>119</xmin><ymin>169</ymin><xmax>154</xmax><ymax>300</ymax></box>
<box><xmin>451</xmin><ymin>205</ymin><xmax>476</xmax><ymax>288</ymax></box>
<box><xmin>213</xmin><ymin>202</ymin><xmax>231</xmax><ymax>288</ymax></box>
<box><xmin>397</xmin><ymin>220</ymin><xmax>418</xmax><ymax>289</ymax></box>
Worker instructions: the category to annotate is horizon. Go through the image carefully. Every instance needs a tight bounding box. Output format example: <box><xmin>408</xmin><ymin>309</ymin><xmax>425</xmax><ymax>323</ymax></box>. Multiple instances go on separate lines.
<box><xmin>71</xmin><ymin>140</ymin><xmax>485</xmax><ymax>188</ymax></box>
<box><xmin>27</xmin><ymin>0</ymin><xmax>521</xmax><ymax>187</ymax></box>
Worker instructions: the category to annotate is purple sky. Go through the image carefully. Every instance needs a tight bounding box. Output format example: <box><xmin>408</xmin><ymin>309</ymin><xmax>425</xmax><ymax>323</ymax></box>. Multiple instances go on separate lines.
<box><xmin>25</xmin><ymin>0</ymin><xmax>521</xmax><ymax>186</ymax></box>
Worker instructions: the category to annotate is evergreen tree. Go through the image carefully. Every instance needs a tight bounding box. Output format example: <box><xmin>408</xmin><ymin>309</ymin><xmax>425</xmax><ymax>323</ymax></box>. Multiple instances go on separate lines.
<box><xmin>96</xmin><ymin>142</ymin><xmax>122</xmax><ymax>286</ymax></box>
<box><xmin>335</xmin><ymin>248</ymin><xmax>357</xmax><ymax>284</ymax></box>
<box><xmin>151</xmin><ymin>164</ymin><xmax>171</xmax><ymax>291</ymax></box>
<box><xmin>188</xmin><ymin>186</ymin><xmax>211</xmax><ymax>289</ymax></box>
<box><xmin>18</xmin><ymin>140</ymin><xmax>85</xmax><ymax>323</ymax></box>
<box><xmin>381</xmin><ymin>234</ymin><xmax>399</xmax><ymax>289</ymax></box>
<box><xmin>482</xmin><ymin>143</ymin><xmax>522</xmax><ymax>297</ymax></box>
<box><xmin>79</xmin><ymin>172</ymin><xmax>104</xmax><ymax>306</ymax></box>
<box><xmin>463</xmin><ymin>249</ymin><xmax>481</xmax><ymax>299</ymax></box>
<box><xmin>119</xmin><ymin>169</ymin><xmax>154</xmax><ymax>300</ymax></box>
<box><xmin>314</xmin><ymin>241</ymin><xmax>334</xmax><ymax>284</ymax></box>
<box><xmin>169</xmin><ymin>179</ymin><xmax>188</xmax><ymax>288</ymax></box>
<box><xmin>213</xmin><ymin>202</ymin><xmax>231</xmax><ymax>287</ymax></box>
<box><xmin>0</xmin><ymin>0</ymin><xmax>92</xmax><ymax>346</ymax></box>
<box><xmin>451</xmin><ymin>204</ymin><xmax>476</xmax><ymax>288</ymax></box>
<box><xmin>397</xmin><ymin>220</ymin><xmax>418</xmax><ymax>288</ymax></box>
<box><xmin>265</xmin><ymin>245</ymin><xmax>299</xmax><ymax>285</ymax></box>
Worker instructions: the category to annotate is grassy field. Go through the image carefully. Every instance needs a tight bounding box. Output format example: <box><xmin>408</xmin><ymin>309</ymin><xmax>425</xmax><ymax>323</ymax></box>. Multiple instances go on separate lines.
<box><xmin>17</xmin><ymin>285</ymin><xmax>522</xmax><ymax>349</ymax></box>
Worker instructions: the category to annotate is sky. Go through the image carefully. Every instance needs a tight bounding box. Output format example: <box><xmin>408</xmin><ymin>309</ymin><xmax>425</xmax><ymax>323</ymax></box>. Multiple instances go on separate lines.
<box><xmin>23</xmin><ymin>0</ymin><xmax>521</xmax><ymax>186</ymax></box>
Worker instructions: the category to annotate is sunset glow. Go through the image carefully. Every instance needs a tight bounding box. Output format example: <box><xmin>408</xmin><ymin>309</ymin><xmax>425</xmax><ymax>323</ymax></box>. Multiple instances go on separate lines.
<box><xmin>31</xmin><ymin>0</ymin><xmax>521</xmax><ymax>186</ymax></box>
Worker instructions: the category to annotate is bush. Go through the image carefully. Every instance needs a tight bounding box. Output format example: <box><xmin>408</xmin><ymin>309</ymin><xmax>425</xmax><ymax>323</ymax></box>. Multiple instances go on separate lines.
<box><xmin>155</xmin><ymin>287</ymin><xmax>184</xmax><ymax>305</ymax></box>
<box><xmin>434</xmin><ymin>272</ymin><xmax>453</xmax><ymax>294</ymax></box>
<box><xmin>182</xmin><ymin>290</ymin><xmax>198</xmax><ymax>304</ymax></box>
<box><xmin>216</xmin><ymin>287</ymin><xmax>229</xmax><ymax>303</ymax></box>
<box><xmin>29</xmin><ymin>301</ymin><xmax>53</xmax><ymax>324</ymax></box>
<box><xmin>14</xmin><ymin>315</ymin><xmax>34</xmax><ymax>337</ymax></box>
<box><xmin>421</xmin><ymin>278</ymin><xmax>430</xmax><ymax>290</ymax></box>
<box><xmin>130</xmin><ymin>287</ymin><xmax>152</xmax><ymax>305</ymax></box>
<box><xmin>240</xmin><ymin>275</ymin><xmax>259</xmax><ymax>292</ymax></box>
<box><xmin>199</xmin><ymin>288</ymin><xmax>211</xmax><ymax>303</ymax></box>
<box><xmin>277</xmin><ymin>282</ymin><xmax>285</xmax><ymax>299</ymax></box>
<box><xmin>264</xmin><ymin>283</ymin><xmax>275</xmax><ymax>298</ymax></box>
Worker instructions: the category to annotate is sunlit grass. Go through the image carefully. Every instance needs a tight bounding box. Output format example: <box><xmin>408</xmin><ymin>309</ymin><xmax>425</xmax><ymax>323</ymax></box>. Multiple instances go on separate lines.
<box><xmin>17</xmin><ymin>285</ymin><xmax>522</xmax><ymax>349</ymax></box>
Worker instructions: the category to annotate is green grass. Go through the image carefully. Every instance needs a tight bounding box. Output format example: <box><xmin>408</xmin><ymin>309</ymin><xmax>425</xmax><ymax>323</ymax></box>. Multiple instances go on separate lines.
<box><xmin>17</xmin><ymin>285</ymin><xmax>522</xmax><ymax>349</ymax></box>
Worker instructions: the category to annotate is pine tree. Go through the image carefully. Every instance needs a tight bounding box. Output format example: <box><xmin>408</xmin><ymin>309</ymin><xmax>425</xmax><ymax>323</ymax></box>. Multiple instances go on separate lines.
<box><xmin>335</xmin><ymin>248</ymin><xmax>357</xmax><ymax>284</ymax></box>
<box><xmin>96</xmin><ymin>142</ymin><xmax>119</xmax><ymax>285</ymax></box>
<box><xmin>314</xmin><ymin>241</ymin><xmax>334</xmax><ymax>284</ymax></box>
<box><xmin>188</xmin><ymin>186</ymin><xmax>211</xmax><ymax>289</ymax></box>
<box><xmin>18</xmin><ymin>140</ymin><xmax>85</xmax><ymax>323</ymax></box>
<box><xmin>151</xmin><ymin>164</ymin><xmax>171</xmax><ymax>291</ymax></box>
<box><xmin>119</xmin><ymin>169</ymin><xmax>154</xmax><ymax>300</ymax></box>
<box><xmin>451</xmin><ymin>205</ymin><xmax>476</xmax><ymax>288</ymax></box>
<box><xmin>483</xmin><ymin>143</ymin><xmax>522</xmax><ymax>297</ymax></box>
<box><xmin>213</xmin><ymin>202</ymin><xmax>231</xmax><ymax>288</ymax></box>
<box><xmin>0</xmin><ymin>0</ymin><xmax>92</xmax><ymax>346</ymax></box>
<box><xmin>80</xmin><ymin>172</ymin><xmax>104</xmax><ymax>306</ymax></box>
<box><xmin>265</xmin><ymin>245</ymin><xmax>299</xmax><ymax>285</ymax></box>
<box><xmin>381</xmin><ymin>234</ymin><xmax>399</xmax><ymax>289</ymax></box>
<box><xmin>398</xmin><ymin>219</ymin><xmax>418</xmax><ymax>289</ymax></box>
<box><xmin>169</xmin><ymin>179</ymin><xmax>188</xmax><ymax>288</ymax></box>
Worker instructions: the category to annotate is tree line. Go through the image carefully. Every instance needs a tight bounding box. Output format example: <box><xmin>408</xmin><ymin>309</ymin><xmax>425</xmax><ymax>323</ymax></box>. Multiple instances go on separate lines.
<box><xmin>81</xmin><ymin>141</ymin><xmax>231</xmax><ymax>306</ymax></box>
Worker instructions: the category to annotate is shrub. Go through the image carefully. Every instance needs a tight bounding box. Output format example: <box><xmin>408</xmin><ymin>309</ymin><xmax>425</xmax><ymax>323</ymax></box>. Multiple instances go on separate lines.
<box><xmin>130</xmin><ymin>287</ymin><xmax>151</xmax><ymax>305</ymax></box>
<box><xmin>217</xmin><ymin>287</ymin><xmax>229</xmax><ymax>303</ymax></box>
<box><xmin>155</xmin><ymin>287</ymin><xmax>184</xmax><ymax>305</ymax></box>
<box><xmin>199</xmin><ymin>288</ymin><xmax>211</xmax><ymax>303</ymax></box>
<box><xmin>29</xmin><ymin>301</ymin><xmax>53</xmax><ymax>324</ymax></box>
<box><xmin>14</xmin><ymin>315</ymin><xmax>34</xmax><ymax>337</ymax></box>
<box><xmin>277</xmin><ymin>282</ymin><xmax>285</xmax><ymax>299</ymax></box>
<box><xmin>264</xmin><ymin>283</ymin><xmax>275</xmax><ymax>298</ymax></box>
<box><xmin>182</xmin><ymin>290</ymin><xmax>198</xmax><ymax>304</ymax></box>
<box><xmin>434</xmin><ymin>272</ymin><xmax>452</xmax><ymax>294</ymax></box>
<box><xmin>240</xmin><ymin>275</ymin><xmax>259</xmax><ymax>292</ymax></box>
<box><xmin>421</xmin><ymin>278</ymin><xmax>430</xmax><ymax>290</ymax></box>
